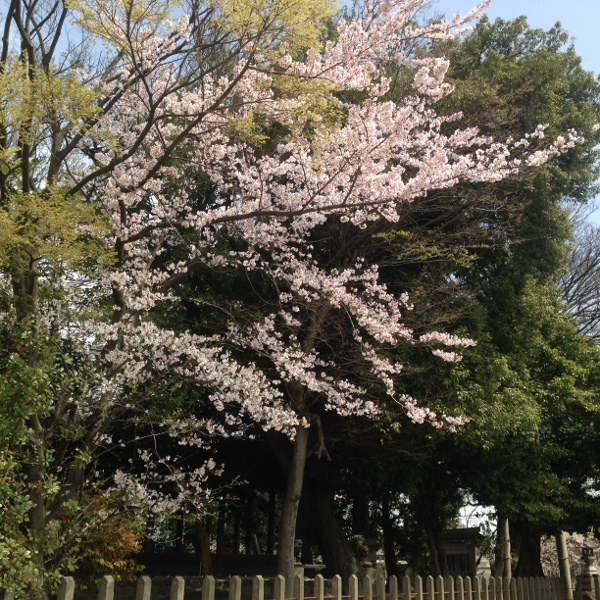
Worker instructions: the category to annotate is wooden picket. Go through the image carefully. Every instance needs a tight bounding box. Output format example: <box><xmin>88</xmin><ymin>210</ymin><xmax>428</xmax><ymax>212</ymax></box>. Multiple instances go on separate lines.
<box><xmin>0</xmin><ymin>573</ymin><xmax>578</xmax><ymax>600</ymax></box>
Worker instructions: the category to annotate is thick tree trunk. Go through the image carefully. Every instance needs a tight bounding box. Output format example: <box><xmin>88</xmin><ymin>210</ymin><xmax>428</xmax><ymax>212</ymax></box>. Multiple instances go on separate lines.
<box><xmin>277</xmin><ymin>424</ymin><xmax>310</xmax><ymax>585</ymax></box>
<box><xmin>427</xmin><ymin>528</ymin><xmax>443</xmax><ymax>577</ymax></box>
<box><xmin>353</xmin><ymin>491</ymin><xmax>370</xmax><ymax>537</ymax></box>
<box><xmin>513</xmin><ymin>520</ymin><xmax>544</xmax><ymax>577</ymax></box>
<box><xmin>310</xmin><ymin>473</ymin><xmax>358</xmax><ymax>584</ymax></box>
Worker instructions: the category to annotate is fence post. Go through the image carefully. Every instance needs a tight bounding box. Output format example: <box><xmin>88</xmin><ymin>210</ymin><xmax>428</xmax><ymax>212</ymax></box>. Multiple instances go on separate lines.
<box><xmin>549</xmin><ymin>577</ymin><xmax>558</xmax><ymax>600</ymax></box>
<box><xmin>365</xmin><ymin>576</ymin><xmax>374</xmax><ymax>600</ymax></box>
<box><xmin>98</xmin><ymin>575</ymin><xmax>115</xmax><ymax>600</ymax></box>
<box><xmin>426</xmin><ymin>576</ymin><xmax>435</xmax><ymax>600</ymax></box>
<box><xmin>376</xmin><ymin>574</ymin><xmax>386</xmax><ymax>600</ymax></box>
<box><xmin>58</xmin><ymin>577</ymin><xmax>75</xmax><ymax>600</ymax></box>
<box><xmin>203</xmin><ymin>576</ymin><xmax>216</xmax><ymax>600</ymax></box>
<box><xmin>293</xmin><ymin>574</ymin><xmax>304</xmax><ymax>600</ymax></box>
<box><xmin>349</xmin><ymin>575</ymin><xmax>359</xmax><ymax>600</ymax></box>
<box><xmin>389</xmin><ymin>576</ymin><xmax>398</xmax><ymax>600</ymax></box>
<box><xmin>402</xmin><ymin>575</ymin><xmax>412</xmax><ymax>600</ymax></box>
<box><xmin>274</xmin><ymin>575</ymin><xmax>286</xmax><ymax>600</ymax></box>
<box><xmin>489</xmin><ymin>578</ymin><xmax>497</xmax><ymax>600</ymax></box>
<box><xmin>315</xmin><ymin>574</ymin><xmax>326</xmax><ymax>600</ymax></box>
<box><xmin>515</xmin><ymin>577</ymin><xmax>524</xmax><ymax>600</ymax></box>
<box><xmin>555</xmin><ymin>577</ymin><xmax>564</xmax><ymax>600</ymax></box>
<box><xmin>229</xmin><ymin>576</ymin><xmax>242</xmax><ymax>600</ymax></box>
<box><xmin>493</xmin><ymin>577</ymin><xmax>502</xmax><ymax>600</ymax></box>
<box><xmin>332</xmin><ymin>575</ymin><xmax>342</xmax><ymax>600</ymax></box>
<box><xmin>457</xmin><ymin>577</ymin><xmax>465</xmax><ymax>600</ymax></box>
<box><xmin>509</xmin><ymin>578</ymin><xmax>517</xmax><ymax>600</ymax></box>
<box><xmin>414</xmin><ymin>576</ymin><xmax>423</xmax><ymax>600</ymax></box>
<box><xmin>436</xmin><ymin>576</ymin><xmax>445</xmax><ymax>600</ymax></box>
<box><xmin>0</xmin><ymin>592</ymin><xmax>15</xmax><ymax>600</ymax></box>
<box><xmin>504</xmin><ymin>577</ymin><xmax>511</xmax><ymax>600</ymax></box>
<box><xmin>171</xmin><ymin>576</ymin><xmax>185</xmax><ymax>600</ymax></box>
<box><xmin>136</xmin><ymin>575</ymin><xmax>151</xmax><ymax>600</ymax></box>
<box><xmin>473</xmin><ymin>577</ymin><xmax>481</xmax><ymax>600</ymax></box>
<box><xmin>465</xmin><ymin>577</ymin><xmax>472</xmax><ymax>600</ymax></box>
<box><xmin>253</xmin><ymin>575</ymin><xmax>265</xmax><ymax>600</ymax></box>
<box><xmin>529</xmin><ymin>577</ymin><xmax>537</xmax><ymax>600</ymax></box>
<box><xmin>447</xmin><ymin>578</ymin><xmax>455</xmax><ymax>600</ymax></box>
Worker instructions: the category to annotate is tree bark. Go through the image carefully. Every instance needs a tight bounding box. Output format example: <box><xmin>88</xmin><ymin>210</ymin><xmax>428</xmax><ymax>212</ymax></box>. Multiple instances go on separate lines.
<box><xmin>513</xmin><ymin>520</ymin><xmax>544</xmax><ymax>577</ymax></box>
<box><xmin>427</xmin><ymin>528</ymin><xmax>443</xmax><ymax>577</ymax></box>
<box><xmin>197</xmin><ymin>518</ymin><xmax>214</xmax><ymax>576</ymax></box>
<box><xmin>277</xmin><ymin>424</ymin><xmax>310</xmax><ymax>585</ymax></box>
<box><xmin>309</xmin><ymin>473</ymin><xmax>359</xmax><ymax>584</ymax></box>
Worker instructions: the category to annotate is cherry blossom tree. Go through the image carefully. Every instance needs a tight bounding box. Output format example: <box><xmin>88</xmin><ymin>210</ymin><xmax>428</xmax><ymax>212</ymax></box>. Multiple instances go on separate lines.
<box><xmin>0</xmin><ymin>0</ymin><xmax>584</xmax><ymax>594</ymax></box>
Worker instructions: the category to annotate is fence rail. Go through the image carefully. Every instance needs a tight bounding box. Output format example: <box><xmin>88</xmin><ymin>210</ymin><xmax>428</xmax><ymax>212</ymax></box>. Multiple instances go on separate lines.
<box><xmin>0</xmin><ymin>573</ymin><xmax>581</xmax><ymax>600</ymax></box>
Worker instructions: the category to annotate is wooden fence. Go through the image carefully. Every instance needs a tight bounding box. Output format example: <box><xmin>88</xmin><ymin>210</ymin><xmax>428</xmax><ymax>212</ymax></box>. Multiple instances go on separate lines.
<box><xmin>0</xmin><ymin>573</ymin><xmax>578</xmax><ymax>600</ymax></box>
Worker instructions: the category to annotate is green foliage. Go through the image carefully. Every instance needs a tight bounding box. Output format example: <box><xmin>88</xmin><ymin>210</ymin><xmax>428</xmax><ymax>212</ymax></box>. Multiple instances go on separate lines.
<box><xmin>215</xmin><ymin>0</ymin><xmax>337</xmax><ymax>57</ymax></box>
<box><xmin>354</xmin><ymin>16</ymin><xmax>600</xmax><ymax>574</ymax></box>
<box><xmin>0</xmin><ymin>187</ymin><xmax>110</xmax><ymax>272</ymax></box>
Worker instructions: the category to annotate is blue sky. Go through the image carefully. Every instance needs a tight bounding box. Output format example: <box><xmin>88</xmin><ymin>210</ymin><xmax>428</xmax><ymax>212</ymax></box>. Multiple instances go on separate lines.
<box><xmin>430</xmin><ymin>0</ymin><xmax>600</xmax><ymax>221</ymax></box>
<box><xmin>430</xmin><ymin>0</ymin><xmax>600</xmax><ymax>77</ymax></box>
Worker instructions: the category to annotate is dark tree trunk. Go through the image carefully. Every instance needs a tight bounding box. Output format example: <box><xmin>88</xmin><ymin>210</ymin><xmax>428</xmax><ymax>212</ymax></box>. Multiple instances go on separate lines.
<box><xmin>244</xmin><ymin>489</ymin><xmax>253</xmax><ymax>554</ymax></box>
<box><xmin>267</xmin><ymin>492</ymin><xmax>277</xmax><ymax>555</ymax></box>
<box><xmin>309</xmin><ymin>473</ymin><xmax>358</xmax><ymax>585</ymax></box>
<box><xmin>353</xmin><ymin>491</ymin><xmax>370</xmax><ymax>537</ymax></box>
<box><xmin>277</xmin><ymin>424</ymin><xmax>310</xmax><ymax>584</ymax></box>
<box><xmin>513</xmin><ymin>520</ymin><xmax>544</xmax><ymax>577</ymax></box>
<box><xmin>381</xmin><ymin>495</ymin><xmax>398</xmax><ymax>577</ymax></box>
<box><xmin>196</xmin><ymin>518</ymin><xmax>214</xmax><ymax>576</ymax></box>
<box><xmin>301</xmin><ymin>529</ymin><xmax>314</xmax><ymax>565</ymax></box>
<box><xmin>426</xmin><ymin>528</ymin><xmax>446</xmax><ymax>577</ymax></box>
<box><xmin>233</xmin><ymin>508</ymin><xmax>241</xmax><ymax>554</ymax></box>
<box><xmin>216</xmin><ymin>502</ymin><xmax>226</xmax><ymax>555</ymax></box>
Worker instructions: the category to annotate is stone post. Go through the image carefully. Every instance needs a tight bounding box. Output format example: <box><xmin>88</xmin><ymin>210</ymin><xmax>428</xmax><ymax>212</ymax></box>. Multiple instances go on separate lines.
<box><xmin>576</xmin><ymin>540</ymin><xmax>599</xmax><ymax>600</ymax></box>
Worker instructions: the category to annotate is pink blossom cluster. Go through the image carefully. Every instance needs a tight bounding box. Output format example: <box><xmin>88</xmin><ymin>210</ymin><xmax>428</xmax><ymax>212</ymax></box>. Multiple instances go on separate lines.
<box><xmin>43</xmin><ymin>0</ymin><xmax>585</xmax><ymax>508</ymax></box>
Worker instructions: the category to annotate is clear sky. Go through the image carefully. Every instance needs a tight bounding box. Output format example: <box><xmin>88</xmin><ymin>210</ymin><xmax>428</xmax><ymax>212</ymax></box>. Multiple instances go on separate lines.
<box><xmin>429</xmin><ymin>0</ymin><xmax>600</xmax><ymax>77</ymax></box>
<box><xmin>430</xmin><ymin>0</ymin><xmax>600</xmax><ymax>221</ymax></box>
